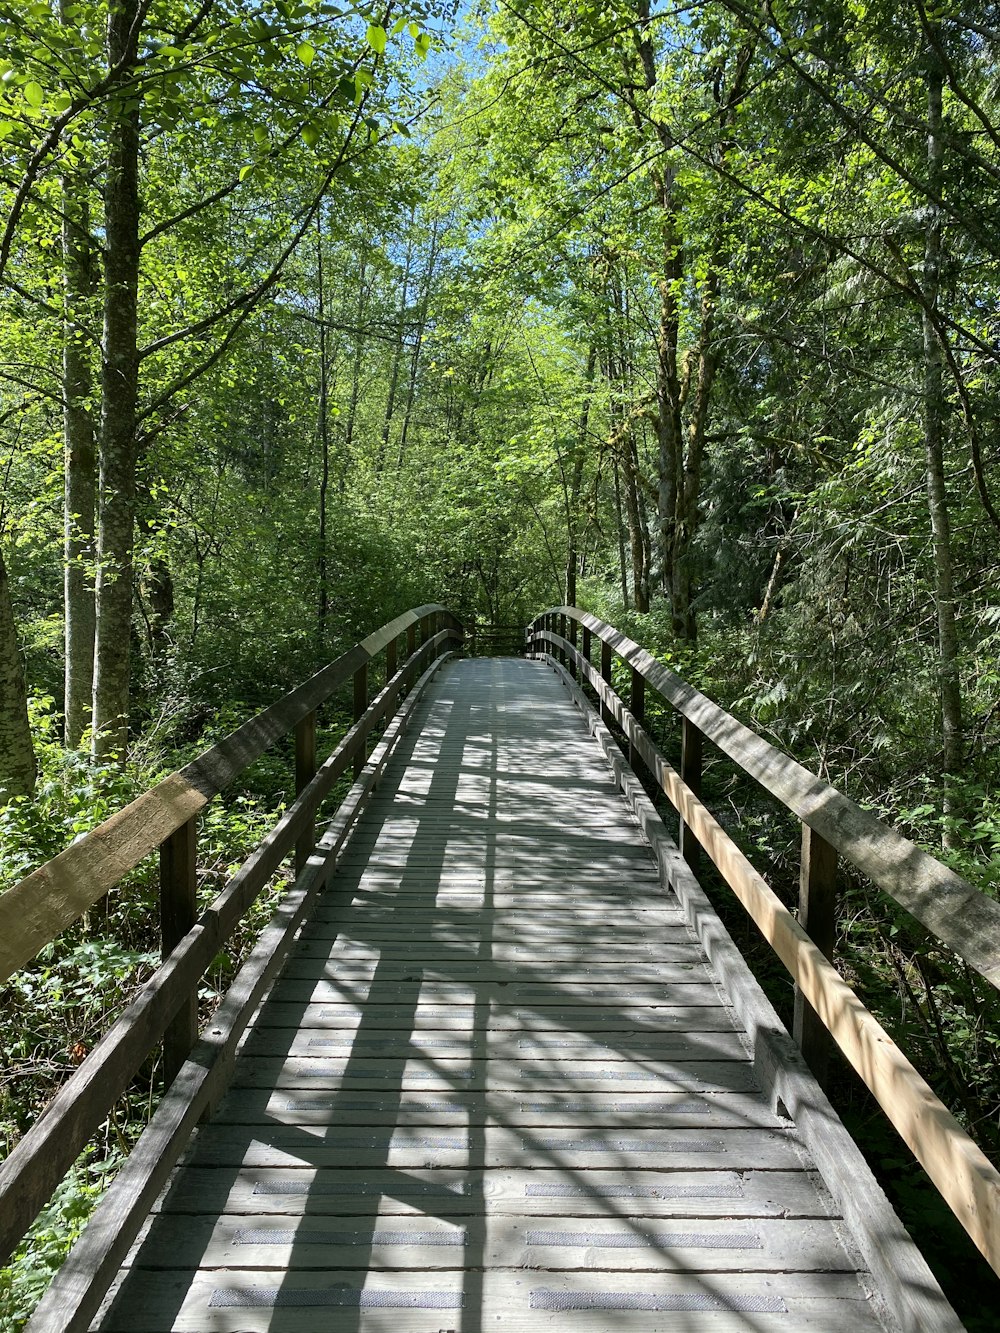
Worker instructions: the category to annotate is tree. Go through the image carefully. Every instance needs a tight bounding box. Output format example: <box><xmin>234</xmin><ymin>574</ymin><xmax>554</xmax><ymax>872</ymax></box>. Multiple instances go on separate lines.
<box><xmin>0</xmin><ymin>545</ymin><xmax>35</xmax><ymax>804</ymax></box>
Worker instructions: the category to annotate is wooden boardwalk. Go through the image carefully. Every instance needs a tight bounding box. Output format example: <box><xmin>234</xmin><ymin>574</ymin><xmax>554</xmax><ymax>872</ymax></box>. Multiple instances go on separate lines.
<box><xmin>96</xmin><ymin>657</ymin><xmax>895</xmax><ymax>1331</ymax></box>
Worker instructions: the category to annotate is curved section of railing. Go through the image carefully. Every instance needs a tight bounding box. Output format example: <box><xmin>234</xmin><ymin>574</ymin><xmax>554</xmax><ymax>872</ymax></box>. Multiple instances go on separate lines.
<box><xmin>0</xmin><ymin>605</ymin><xmax>463</xmax><ymax>1278</ymax></box>
<box><xmin>527</xmin><ymin>606</ymin><xmax>1000</xmax><ymax>1282</ymax></box>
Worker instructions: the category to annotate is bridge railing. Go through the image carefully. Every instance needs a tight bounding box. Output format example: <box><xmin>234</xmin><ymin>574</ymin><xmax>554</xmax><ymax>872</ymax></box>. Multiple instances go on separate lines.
<box><xmin>0</xmin><ymin>605</ymin><xmax>462</xmax><ymax>1283</ymax></box>
<box><xmin>528</xmin><ymin>605</ymin><xmax>1000</xmax><ymax>1280</ymax></box>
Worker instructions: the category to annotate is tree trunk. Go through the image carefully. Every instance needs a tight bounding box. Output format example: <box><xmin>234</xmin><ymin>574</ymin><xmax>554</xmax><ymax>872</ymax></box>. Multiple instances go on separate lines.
<box><xmin>922</xmin><ymin>58</ymin><xmax>963</xmax><ymax>844</ymax></box>
<box><xmin>62</xmin><ymin>179</ymin><xmax>97</xmax><ymax>747</ymax></box>
<box><xmin>611</xmin><ymin>450</ymin><xmax>630</xmax><ymax>612</ymax></box>
<box><xmin>565</xmin><ymin>342</ymin><xmax>596</xmax><ymax>605</ymax></box>
<box><xmin>316</xmin><ymin>220</ymin><xmax>331</xmax><ymax>646</ymax></box>
<box><xmin>377</xmin><ymin>222</ymin><xmax>413</xmax><ymax>471</ymax></box>
<box><xmin>397</xmin><ymin>218</ymin><xmax>440</xmax><ymax>468</ymax></box>
<box><xmin>92</xmin><ymin>0</ymin><xmax>142</xmax><ymax>759</ymax></box>
<box><xmin>342</xmin><ymin>248</ymin><xmax>369</xmax><ymax>466</ymax></box>
<box><xmin>669</xmin><ymin>267</ymin><xmax>719</xmax><ymax>642</ymax></box>
<box><xmin>0</xmin><ymin>547</ymin><xmax>36</xmax><ymax>803</ymax></box>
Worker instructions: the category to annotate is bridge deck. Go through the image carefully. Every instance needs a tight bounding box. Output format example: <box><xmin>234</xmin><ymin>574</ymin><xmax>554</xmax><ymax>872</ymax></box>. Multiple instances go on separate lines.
<box><xmin>96</xmin><ymin>658</ymin><xmax>890</xmax><ymax>1331</ymax></box>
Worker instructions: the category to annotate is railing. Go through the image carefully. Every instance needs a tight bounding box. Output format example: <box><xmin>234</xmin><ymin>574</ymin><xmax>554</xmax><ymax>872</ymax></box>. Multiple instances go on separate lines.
<box><xmin>528</xmin><ymin>606</ymin><xmax>1000</xmax><ymax>1282</ymax></box>
<box><xmin>0</xmin><ymin>605</ymin><xmax>462</xmax><ymax>1302</ymax></box>
<box><xmin>464</xmin><ymin>622</ymin><xmax>527</xmax><ymax>657</ymax></box>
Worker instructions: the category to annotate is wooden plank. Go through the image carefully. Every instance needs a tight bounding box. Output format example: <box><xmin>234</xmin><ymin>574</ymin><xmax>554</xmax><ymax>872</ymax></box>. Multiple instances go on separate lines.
<box><xmin>210</xmin><ymin>1087</ymin><xmax>786</xmax><ymax>1129</ymax></box>
<box><xmin>97</xmin><ymin>1268</ymin><xmax>885</xmax><ymax>1332</ymax></box>
<box><xmin>793</xmin><ymin>824</ymin><xmax>838</xmax><ymax>1085</ymax></box>
<box><xmin>155</xmin><ymin>1165</ymin><xmax>831</xmax><ymax>1220</ymax></box>
<box><xmin>159</xmin><ymin>816</ymin><xmax>199</xmax><ymax>1089</ymax></box>
<box><xmin>278</xmin><ymin>957</ymin><xmax>714</xmax><ymax>985</ymax></box>
<box><xmin>266</xmin><ymin>979</ymin><xmax>724</xmax><ymax>1005</ymax></box>
<box><xmin>292</xmin><ymin>710</ymin><xmax>317</xmax><ymax>875</ymax></box>
<box><xmin>248</xmin><ymin>1001</ymin><xmax>734</xmax><ymax>1030</ymax></box>
<box><xmin>679</xmin><ymin>716</ymin><xmax>702</xmax><ymax>872</ymax></box>
<box><xmin>230</xmin><ymin>1056</ymin><xmax>762</xmax><ymax>1094</ymax></box>
<box><xmin>186</xmin><ymin>1123</ymin><xmax>806</xmax><ymax>1170</ymax></box>
<box><xmin>116</xmin><ymin>1212</ymin><xmax>856</xmax><ymax>1273</ymax></box>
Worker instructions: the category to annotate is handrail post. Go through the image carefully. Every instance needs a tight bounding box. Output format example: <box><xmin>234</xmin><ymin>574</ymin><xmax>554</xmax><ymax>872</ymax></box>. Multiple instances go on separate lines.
<box><xmin>406</xmin><ymin>621</ymin><xmax>416</xmax><ymax>659</ymax></box>
<box><xmin>600</xmin><ymin>640</ymin><xmax>613</xmax><ymax>728</ymax></box>
<box><xmin>568</xmin><ymin>616</ymin><xmax>578</xmax><ymax>681</ymax></box>
<box><xmin>679</xmin><ymin>717</ymin><xmax>703</xmax><ymax>873</ymax></box>
<box><xmin>294</xmin><ymin>710</ymin><xmax>317</xmax><ymax>875</ymax></box>
<box><xmin>629</xmin><ymin>665</ymin><xmax>645</xmax><ymax>775</ymax></box>
<box><xmin>160</xmin><ymin>816</ymin><xmax>198</xmax><ymax>1088</ymax></box>
<box><xmin>353</xmin><ymin>662</ymin><xmax>368</xmax><ymax>777</ymax></box>
<box><xmin>793</xmin><ymin>824</ymin><xmax>838</xmax><ymax>1085</ymax></box>
<box><xmin>386</xmin><ymin>634</ymin><xmax>398</xmax><ymax>684</ymax></box>
<box><xmin>582</xmin><ymin>625</ymin><xmax>592</xmax><ymax>698</ymax></box>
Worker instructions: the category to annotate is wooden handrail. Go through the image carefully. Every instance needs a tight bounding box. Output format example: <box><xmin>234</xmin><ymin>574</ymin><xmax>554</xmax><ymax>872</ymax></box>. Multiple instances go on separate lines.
<box><xmin>0</xmin><ymin>604</ymin><xmax>457</xmax><ymax>985</ymax></box>
<box><xmin>530</xmin><ymin>607</ymin><xmax>1000</xmax><ymax>990</ymax></box>
<box><xmin>22</xmin><ymin>649</ymin><xmax>453</xmax><ymax>1333</ymax></box>
<box><xmin>528</xmin><ymin>613</ymin><xmax>1000</xmax><ymax>1279</ymax></box>
<box><xmin>0</xmin><ymin>608</ymin><xmax>462</xmax><ymax>1268</ymax></box>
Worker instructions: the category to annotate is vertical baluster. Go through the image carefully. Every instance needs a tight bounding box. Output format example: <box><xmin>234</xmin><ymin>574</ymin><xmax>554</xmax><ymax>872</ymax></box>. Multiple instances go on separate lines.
<box><xmin>568</xmin><ymin>617</ymin><xmax>578</xmax><ymax>681</ymax></box>
<box><xmin>582</xmin><ymin>625</ymin><xmax>592</xmax><ymax>695</ymax></box>
<box><xmin>160</xmin><ymin>817</ymin><xmax>198</xmax><ymax>1088</ymax></box>
<box><xmin>600</xmin><ymin>640</ymin><xmax>613</xmax><ymax>728</ymax></box>
<box><xmin>629</xmin><ymin>666</ymin><xmax>645</xmax><ymax>775</ymax></box>
<box><xmin>353</xmin><ymin>662</ymin><xmax>368</xmax><ymax>778</ymax></box>
<box><xmin>793</xmin><ymin>824</ymin><xmax>838</xmax><ymax>1085</ymax></box>
<box><xmin>294</xmin><ymin>710</ymin><xmax>317</xmax><ymax>875</ymax></box>
<box><xmin>679</xmin><ymin>717</ymin><xmax>703</xmax><ymax>873</ymax></box>
<box><xmin>386</xmin><ymin>634</ymin><xmax>398</xmax><ymax>685</ymax></box>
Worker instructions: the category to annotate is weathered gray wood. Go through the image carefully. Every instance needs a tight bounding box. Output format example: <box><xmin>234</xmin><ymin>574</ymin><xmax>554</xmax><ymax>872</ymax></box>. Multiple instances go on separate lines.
<box><xmin>793</xmin><ymin>824</ymin><xmax>838</xmax><ymax>1085</ymax></box>
<box><xmin>155</xmin><ymin>1165</ymin><xmax>829</xmax><ymax>1218</ymax></box>
<box><xmin>629</xmin><ymin>663</ymin><xmax>645</xmax><ymax>775</ymax></box>
<box><xmin>546</xmin><ymin>643</ymin><xmax>1000</xmax><ymax>1285</ymax></box>
<box><xmin>2</xmin><ymin>634</ymin><xmax>458</xmax><ymax>1270</ymax></box>
<box><xmin>211</xmin><ymin>1087</ymin><xmax>785</xmax><ymax>1128</ymax></box>
<box><xmin>679</xmin><ymin>715</ymin><xmax>703</xmax><ymax>872</ymax></box>
<box><xmin>98</xmin><ymin>1268</ymin><xmax>885</xmax><ymax>1332</ymax></box>
<box><xmin>352</xmin><ymin>662</ymin><xmax>368</xmax><ymax>777</ymax></box>
<box><xmin>231</xmin><ymin>1053</ymin><xmax>762</xmax><ymax>1094</ymax></box>
<box><xmin>187</xmin><ymin>1122</ymin><xmax>806</xmax><ymax>1170</ymax></box>
<box><xmin>48</xmin><ymin>655</ymin><xmax>955</xmax><ymax>1333</ymax></box>
<box><xmin>159</xmin><ymin>816</ymin><xmax>198</xmax><ymax>1089</ymax></box>
<box><xmin>534</xmin><ymin>607</ymin><xmax>1000</xmax><ymax>991</ymax></box>
<box><xmin>23</xmin><ymin>653</ymin><xmax>454</xmax><ymax>1333</ymax></box>
<box><xmin>544</xmin><ymin>655</ymin><xmax>963</xmax><ymax>1333</ymax></box>
<box><xmin>114</xmin><ymin>1212</ymin><xmax>856</xmax><ymax>1272</ymax></box>
<box><xmin>293</xmin><ymin>710</ymin><xmax>317</xmax><ymax>875</ymax></box>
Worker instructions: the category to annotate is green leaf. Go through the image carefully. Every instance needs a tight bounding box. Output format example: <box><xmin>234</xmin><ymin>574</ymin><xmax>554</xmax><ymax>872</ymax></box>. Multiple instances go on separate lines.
<box><xmin>23</xmin><ymin>80</ymin><xmax>43</xmax><ymax>107</ymax></box>
<box><xmin>365</xmin><ymin>23</ymin><xmax>387</xmax><ymax>55</ymax></box>
<box><xmin>301</xmin><ymin>122</ymin><xmax>319</xmax><ymax>146</ymax></box>
<box><xmin>295</xmin><ymin>40</ymin><xmax>315</xmax><ymax>65</ymax></box>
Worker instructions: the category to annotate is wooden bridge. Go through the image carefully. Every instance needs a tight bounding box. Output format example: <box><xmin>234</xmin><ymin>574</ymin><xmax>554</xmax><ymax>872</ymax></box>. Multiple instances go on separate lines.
<box><xmin>3</xmin><ymin>605</ymin><xmax>1000</xmax><ymax>1331</ymax></box>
